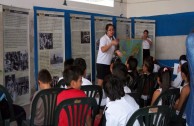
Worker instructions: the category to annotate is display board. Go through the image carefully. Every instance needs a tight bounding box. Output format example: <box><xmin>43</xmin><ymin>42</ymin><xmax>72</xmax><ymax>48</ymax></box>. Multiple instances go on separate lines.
<box><xmin>119</xmin><ymin>39</ymin><xmax>143</xmax><ymax>69</ymax></box>
<box><xmin>134</xmin><ymin>19</ymin><xmax>155</xmax><ymax>57</ymax></box>
<box><xmin>37</xmin><ymin>10</ymin><xmax>65</xmax><ymax>87</ymax></box>
<box><xmin>70</xmin><ymin>14</ymin><xmax>91</xmax><ymax>79</ymax></box>
<box><xmin>116</xmin><ymin>18</ymin><xmax>131</xmax><ymax>39</ymax></box>
<box><xmin>0</xmin><ymin>5</ymin><xmax>30</xmax><ymax>105</ymax></box>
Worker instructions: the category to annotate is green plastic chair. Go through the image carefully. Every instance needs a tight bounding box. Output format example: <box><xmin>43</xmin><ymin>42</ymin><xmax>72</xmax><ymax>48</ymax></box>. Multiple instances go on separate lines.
<box><xmin>54</xmin><ymin>97</ymin><xmax>98</xmax><ymax>126</ymax></box>
<box><xmin>126</xmin><ymin>106</ymin><xmax>171</xmax><ymax>126</ymax></box>
<box><xmin>152</xmin><ymin>88</ymin><xmax>180</xmax><ymax>108</ymax></box>
<box><xmin>80</xmin><ymin>85</ymin><xmax>102</xmax><ymax>111</ymax></box>
<box><xmin>29</xmin><ymin>88</ymin><xmax>63</xmax><ymax>126</ymax></box>
<box><xmin>0</xmin><ymin>84</ymin><xmax>15</xmax><ymax>126</ymax></box>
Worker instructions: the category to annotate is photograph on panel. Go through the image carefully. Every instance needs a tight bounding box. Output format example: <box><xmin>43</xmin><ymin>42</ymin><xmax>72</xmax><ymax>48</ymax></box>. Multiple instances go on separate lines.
<box><xmin>52</xmin><ymin>76</ymin><xmax>59</xmax><ymax>87</ymax></box>
<box><xmin>81</xmin><ymin>31</ymin><xmax>90</xmax><ymax>44</ymax></box>
<box><xmin>15</xmin><ymin>76</ymin><xmax>29</xmax><ymax>96</ymax></box>
<box><xmin>4</xmin><ymin>51</ymin><xmax>28</xmax><ymax>73</ymax></box>
<box><xmin>5</xmin><ymin>74</ymin><xmax>16</xmax><ymax>98</ymax></box>
<box><xmin>50</xmin><ymin>50</ymin><xmax>63</xmax><ymax>65</ymax></box>
<box><xmin>5</xmin><ymin>75</ymin><xmax>29</xmax><ymax>98</ymax></box>
<box><xmin>39</xmin><ymin>33</ymin><xmax>53</xmax><ymax>50</ymax></box>
<box><xmin>20</xmin><ymin>50</ymin><xmax>28</xmax><ymax>70</ymax></box>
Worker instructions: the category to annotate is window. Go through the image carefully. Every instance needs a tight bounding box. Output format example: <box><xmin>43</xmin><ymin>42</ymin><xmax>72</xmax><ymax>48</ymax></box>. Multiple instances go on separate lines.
<box><xmin>68</xmin><ymin>0</ymin><xmax>114</xmax><ymax>7</ymax></box>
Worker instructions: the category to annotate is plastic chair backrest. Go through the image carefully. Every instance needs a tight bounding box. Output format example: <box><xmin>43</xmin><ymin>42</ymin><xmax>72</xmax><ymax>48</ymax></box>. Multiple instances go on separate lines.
<box><xmin>30</xmin><ymin>88</ymin><xmax>63</xmax><ymax>126</ymax></box>
<box><xmin>80</xmin><ymin>85</ymin><xmax>102</xmax><ymax>109</ymax></box>
<box><xmin>152</xmin><ymin>88</ymin><xmax>180</xmax><ymax>109</ymax></box>
<box><xmin>0</xmin><ymin>85</ymin><xmax>15</xmax><ymax>122</ymax></box>
<box><xmin>126</xmin><ymin>106</ymin><xmax>171</xmax><ymax>126</ymax></box>
<box><xmin>54</xmin><ymin>97</ymin><xmax>98</xmax><ymax>126</ymax></box>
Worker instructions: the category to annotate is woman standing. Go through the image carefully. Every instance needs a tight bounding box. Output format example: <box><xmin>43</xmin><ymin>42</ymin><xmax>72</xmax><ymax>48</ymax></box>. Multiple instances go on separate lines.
<box><xmin>96</xmin><ymin>23</ymin><xmax>122</xmax><ymax>86</ymax></box>
<box><xmin>142</xmin><ymin>30</ymin><xmax>152</xmax><ymax>61</ymax></box>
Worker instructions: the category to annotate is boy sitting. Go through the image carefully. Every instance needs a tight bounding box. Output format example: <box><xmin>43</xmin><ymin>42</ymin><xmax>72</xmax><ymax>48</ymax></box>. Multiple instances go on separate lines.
<box><xmin>57</xmin><ymin>66</ymin><xmax>91</xmax><ymax>126</ymax></box>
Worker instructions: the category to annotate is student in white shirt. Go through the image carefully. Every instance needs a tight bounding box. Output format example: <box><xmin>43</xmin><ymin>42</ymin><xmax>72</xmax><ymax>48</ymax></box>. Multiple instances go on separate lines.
<box><xmin>112</xmin><ymin>62</ymin><xmax>131</xmax><ymax>93</ymax></box>
<box><xmin>57</xmin><ymin>58</ymin><xmax>74</xmax><ymax>88</ymax></box>
<box><xmin>73</xmin><ymin>58</ymin><xmax>92</xmax><ymax>86</ymax></box>
<box><xmin>104</xmin><ymin>75</ymin><xmax>139</xmax><ymax>126</ymax></box>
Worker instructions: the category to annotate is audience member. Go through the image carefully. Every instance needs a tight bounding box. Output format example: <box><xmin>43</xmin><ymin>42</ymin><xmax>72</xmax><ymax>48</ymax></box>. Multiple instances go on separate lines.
<box><xmin>174</xmin><ymin>62</ymin><xmax>190</xmax><ymax>113</ymax></box>
<box><xmin>73</xmin><ymin>58</ymin><xmax>92</xmax><ymax>86</ymax></box>
<box><xmin>151</xmin><ymin>67</ymin><xmax>171</xmax><ymax>105</ymax></box>
<box><xmin>104</xmin><ymin>75</ymin><xmax>139</xmax><ymax>126</ymax></box>
<box><xmin>0</xmin><ymin>87</ymin><xmax>26</xmax><ymax>126</ymax></box>
<box><xmin>126</xmin><ymin>56</ymin><xmax>139</xmax><ymax>91</ymax></box>
<box><xmin>138</xmin><ymin>56</ymin><xmax>156</xmax><ymax>107</ymax></box>
<box><xmin>30</xmin><ymin>69</ymin><xmax>52</xmax><ymax>125</ymax></box>
<box><xmin>56</xmin><ymin>66</ymin><xmax>91</xmax><ymax>126</ymax></box>
<box><xmin>57</xmin><ymin>58</ymin><xmax>74</xmax><ymax>88</ymax></box>
<box><xmin>112</xmin><ymin>63</ymin><xmax>131</xmax><ymax>93</ymax></box>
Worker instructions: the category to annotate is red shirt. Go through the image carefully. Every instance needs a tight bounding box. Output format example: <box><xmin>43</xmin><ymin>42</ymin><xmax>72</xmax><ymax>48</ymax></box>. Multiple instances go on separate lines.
<box><xmin>57</xmin><ymin>89</ymin><xmax>87</xmax><ymax>126</ymax></box>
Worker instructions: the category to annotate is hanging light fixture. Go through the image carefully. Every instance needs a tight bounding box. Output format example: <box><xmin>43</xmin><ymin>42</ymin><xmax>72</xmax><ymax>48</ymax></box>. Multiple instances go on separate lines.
<box><xmin>63</xmin><ymin>0</ymin><xmax>67</xmax><ymax>5</ymax></box>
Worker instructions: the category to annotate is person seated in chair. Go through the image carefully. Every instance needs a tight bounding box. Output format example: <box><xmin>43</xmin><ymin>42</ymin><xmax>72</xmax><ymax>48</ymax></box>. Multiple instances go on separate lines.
<box><xmin>104</xmin><ymin>75</ymin><xmax>139</xmax><ymax>126</ymax></box>
<box><xmin>56</xmin><ymin>66</ymin><xmax>92</xmax><ymax>126</ymax></box>
<box><xmin>57</xmin><ymin>58</ymin><xmax>74</xmax><ymax>88</ymax></box>
<box><xmin>73</xmin><ymin>58</ymin><xmax>92</xmax><ymax>86</ymax></box>
<box><xmin>151</xmin><ymin>67</ymin><xmax>172</xmax><ymax>105</ymax></box>
<box><xmin>30</xmin><ymin>69</ymin><xmax>52</xmax><ymax>126</ymax></box>
<box><xmin>0</xmin><ymin>88</ymin><xmax>26</xmax><ymax>126</ymax></box>
<box><xmin>174</xmin><ymin>62</ymin><xmax>190</xmax><ymax>118</ymax></box>
<box><xmin>137</xmin><ymin>56</ymin><xmax>156</xmax><ymax>107</ymax></box>
<box><xmin>112</xmin><ymin>62</ymin><xmax>131</xmax><ymax>93</ymax></box>
<box><xmin>125</xmin><ymin>56</ymin><xmax>139</xmax><ymax>91</ymax></box>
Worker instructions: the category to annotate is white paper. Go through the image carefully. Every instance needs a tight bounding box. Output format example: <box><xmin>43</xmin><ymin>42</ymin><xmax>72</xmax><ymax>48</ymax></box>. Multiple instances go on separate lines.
<box><xmin>173</xmin><ymin>63</ymin><xmax>179</xmax><ymax>75</ymax></box>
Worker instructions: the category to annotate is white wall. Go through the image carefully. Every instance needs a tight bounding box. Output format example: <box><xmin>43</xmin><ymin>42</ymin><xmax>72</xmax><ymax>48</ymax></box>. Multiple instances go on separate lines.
<box><xmin>126</xmin><ymin>0</ymin><xmax>193</xmax><ymax>60</ymax></box>
<box><xmin>127</xmin><ymin>0</ymin><xmax>194</xmax><ymax>17</ymax></box>
<box><xmin>156</xmin><ymin>36</ymin><xmax>186</xmax><ymax>59</ymax></box>
<box><xmin>1</xmin><ymin>0</ymin><xmax>127</xmax><ymax>16</ymax></box>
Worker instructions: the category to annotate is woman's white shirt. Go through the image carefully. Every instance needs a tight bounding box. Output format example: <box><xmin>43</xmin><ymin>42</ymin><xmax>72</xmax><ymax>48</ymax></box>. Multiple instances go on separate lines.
<box><xmin>96</xmin><ymin>34</ymin><xmax>115</xmax><ymax>65</ymax></box>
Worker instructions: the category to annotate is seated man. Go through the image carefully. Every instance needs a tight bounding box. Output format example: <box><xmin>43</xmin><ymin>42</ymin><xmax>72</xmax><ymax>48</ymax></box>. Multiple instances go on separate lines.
<box><xmin>57</xmin><ymin>66</ymin><xmax>91</xmax><ymax>126</ymax></box>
